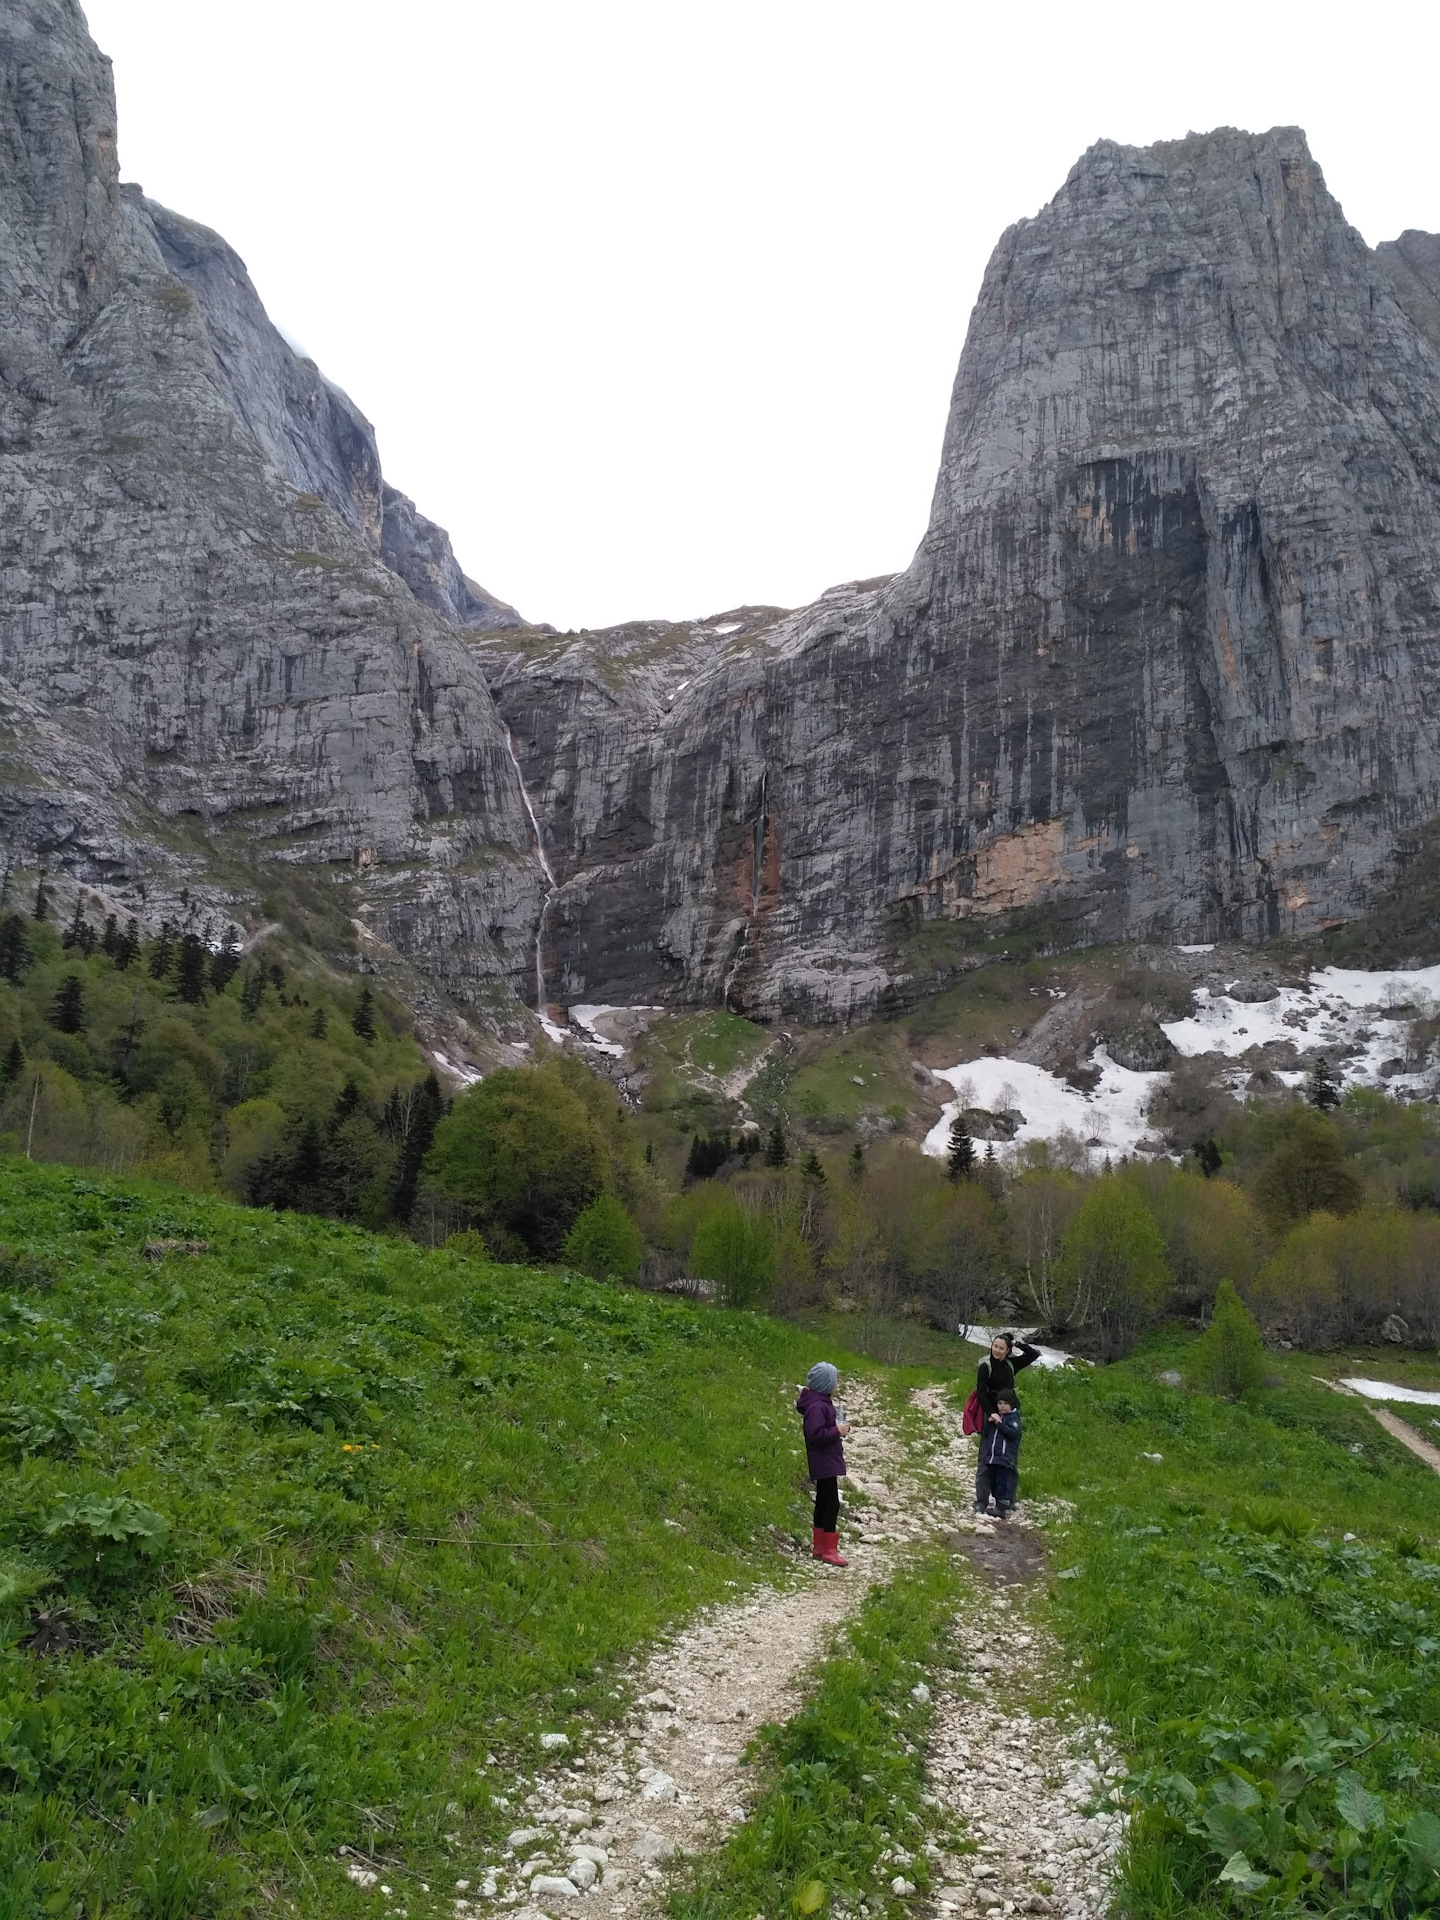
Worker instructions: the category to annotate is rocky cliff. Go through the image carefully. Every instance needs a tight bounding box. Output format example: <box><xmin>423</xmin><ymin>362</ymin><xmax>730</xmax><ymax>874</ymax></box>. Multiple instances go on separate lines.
<box><xmin>479</xmin><ymin>129</ymin><xmax>1440</xmax><ymax>1021</ymax></box>
<box><xmin>0</xmin><ymin>0</ymin><xmax>540</xmax><ymax>1019</ymax></box>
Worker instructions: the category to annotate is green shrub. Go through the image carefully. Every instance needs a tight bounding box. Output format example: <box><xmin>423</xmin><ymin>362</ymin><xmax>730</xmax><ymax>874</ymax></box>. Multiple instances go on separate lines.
<box><xmin>690</xmin><ymin>1200</ymin><xmax>775</xmax><ymax>1307</ymax></box>
<box><xmin>41</xmin><ymin>1493</ymin><xmax>171</xmax><ymax>1584</ymax></box>
<box><xmin>563</xmin><ymin>1193</ymin><xmax>643</xmax><ymax>1281</ymax></box>
<box><xmin>1186</xmin><ymin>1277</ymin><xmax>1268</xmax><ymax>1399</ymax></box>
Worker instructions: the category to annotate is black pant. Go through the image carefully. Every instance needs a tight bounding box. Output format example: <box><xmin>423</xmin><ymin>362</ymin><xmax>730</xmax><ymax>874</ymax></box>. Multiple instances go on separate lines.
<box><xmin>813</xmin><ymin>1477</ymin><xmax>839</xmax><ymax>1531</ymax></box>
<box><xmin>990</xmin><ymin>1464</ymin><xmax>1017</xmax><ymax>1510</ymax></box>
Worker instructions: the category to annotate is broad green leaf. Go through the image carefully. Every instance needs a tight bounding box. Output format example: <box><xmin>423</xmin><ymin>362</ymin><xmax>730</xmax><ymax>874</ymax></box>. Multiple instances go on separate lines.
<box><xmin>1205</xmin><ymin>1803</ymin><xmax>1263</xmax><ymax>1854</ymax></box>
<box><xmin>1335</xmin><ymin>1771</ymin><xmax>1386</xmax><ymax>1834</ymax></box>
<box><xmin>1212</xmin><ymin>1774</ymin><xmax>1262</xmax><ymax>1811</ymax></box>
<box><xmin>1402</xmin><ymin>1811</ymin><xmax>1440</xmax><ymax>1875</ymax></box>
<box><xmin>1217</xmin><ymin>1851</ymin><xmax>1270</xmax><ymax>1895</ymax></box>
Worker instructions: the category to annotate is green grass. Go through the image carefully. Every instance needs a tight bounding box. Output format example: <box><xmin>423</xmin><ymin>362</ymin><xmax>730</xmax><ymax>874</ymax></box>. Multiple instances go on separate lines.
<box><xmin>672</xmin><ymin>1552</ymin><xmax>963</xmax><ymax>1920</ymax></box>
<box><xmin>1005</xmin><ymin>1343</ymin><xmax>1440</xmax><ymax>1915</ymax></box>
<box><xmin>0</xmin><ymin>1159</ymin><xmax>850</xmax><ymax>1919</ymax></box>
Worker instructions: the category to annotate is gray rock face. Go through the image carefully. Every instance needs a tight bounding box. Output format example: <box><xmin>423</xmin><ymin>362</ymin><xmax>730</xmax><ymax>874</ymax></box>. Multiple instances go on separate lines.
<box><xmin>480</xmin><ymin>128</ymin><xmax>1440</xmax><ymax>1020</ymax></box>
<box><xmin>0</xmin><ymin>0</ymin><xmax>540</xmax><ymax>1014</ymax></box>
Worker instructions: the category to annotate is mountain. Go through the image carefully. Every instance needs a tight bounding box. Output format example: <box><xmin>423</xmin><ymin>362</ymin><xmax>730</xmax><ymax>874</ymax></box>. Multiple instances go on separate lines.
<box><xmin>5</xmin><ymin>2</ymin><xmax>1440</xmax><ymax>1035</ymax></box>
<box><xmin>478</xmin><ymin>130</ymin><xmax>1440</xmax><ymax>1021</ymax></box>
<box><xmin>0</xmin><ymin>0</ymin><xmax>543</xmax><ymax>1023</ymax></box>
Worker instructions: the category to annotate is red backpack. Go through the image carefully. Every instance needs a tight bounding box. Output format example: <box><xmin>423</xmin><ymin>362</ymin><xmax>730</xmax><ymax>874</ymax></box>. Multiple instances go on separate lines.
<box><xmin>961</xmin><ymin>1389</ymin><xmax>983</xmax><ymax>1435</ymax></box>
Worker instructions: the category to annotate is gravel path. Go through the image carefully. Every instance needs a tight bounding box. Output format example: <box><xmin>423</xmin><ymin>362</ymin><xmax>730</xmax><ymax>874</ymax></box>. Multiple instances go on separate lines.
<box><xmin>411</xmin><ymin>1379</ymin><xmax>1123</xmax><ymax>1920</ymax></box>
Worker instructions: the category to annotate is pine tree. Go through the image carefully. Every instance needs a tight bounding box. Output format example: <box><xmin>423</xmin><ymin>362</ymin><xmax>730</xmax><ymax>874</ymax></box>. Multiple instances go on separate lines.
<box><xmin>387</xmin><ymin>1072</ymin><xmax>445</xmax><ymax>1223</ymax></box>
<box><xmin>148</xmin><ymin>922</ymin><xmax>176</xmax><ymax>980</ymax></box>
<box><xmin>50</xmin><ymin>974</ymin><xmax>85</xmax><ymax>1034</ymax></box>
<box><xmin>644</xmin><ymin>1140</ymin><xmax>654</xmax><ymax>1166</ymax></box>
<box><xmin>32</xmin><ymin>871</ymin><xmax>49</xmax><ymax>921</ymax></box>
<box><xmin>114</xmin><ymin>918</ymin><xmax>141</xmax><ymax>972</ymax></box>
<box><xmin>1192</xmin><ymin>1135</ymin><xmax>1223</xmax><ymax>1178</ymax></box>
<box><xmin>801</xmin><ymin>1149</ymin><xmax>827</xmax><ymax>1186</ymax></box>
<box><xmin>1306</xmin><ymin>1056</ymin><xmax>1341</xmax><ymax>1112</ymax></box>
<box><xmin>210</xmin><ymin>924</ymin><xmax>243</xmax><ymax>992</ymax></box>
<box><xmin>1</xmin><ymin>1036</ymin><xmax>23</xmax><ymax>1084</ymax></box>
<box><xmin>239</xmin><ymin>968</ymin><xmax>266</xmax><ymax>1019</ymax></box>
<box><xmin>764</xmin><ymin>1117</ymin><xmax>789</xmax><ymax>1168</ymax></box>
<box><xmin>100</xmin><ymin>913</ymin><xmax>119</xmax><ymax>957</ymax></box>
<box><xmin>310</xmin><ymin>1005</ymin><xmax>328</xmax><ymax>1040</ymax></box>
<box><xmin>62</xmin><ymin>898</ymin><xmax>86</xmax><ymax>951</ymax></box>
<box><xmin>847</xmin><ymin>1142</ymin><xmax>864</xmax><ymax>1182</ymax></box>
<box><xmin>351</xmin><ymin>987</ymin><xmax>377</xmax><ymax>1042</ymax></box>
<box><xmin>947</xmin><ymin>1111</ymin><xmax>976</xmax><ymax>1180</ymax></box>
<box><xmin>330</xmin><ymin>1078</ymin><xmax>365</xmax><ymax>1130</ymax></box>
<box><xmin>1186</xmin><ymin>1277</ymin><xmax>1268</xmax><ymax>1399</ymax></box>
<box><xmin>0</xmin><ymin>914</ymin><xmax>30</xmax><ymax>984</ymax></box>
<box><xmin>175</xmin><ymin>931</ymin><xmax>208</xmax><ymax>1004</ymax></box>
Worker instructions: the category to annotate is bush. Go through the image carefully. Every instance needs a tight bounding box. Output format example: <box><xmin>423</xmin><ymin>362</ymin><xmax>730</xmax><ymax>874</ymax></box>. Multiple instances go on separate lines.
<box><xmin>1251</xmin><ymin>1106</ymin><xmax>1364</xmax><ymax>1232</ymax></box>
<box><xmin>690</xmin><ymin>1200</ymin><xmax>775</xmax><ymax>1307</ymax></box>
<box><xmin>1186</xmin><ymin>1277</ymin><xmax>1268</xmax><ymax>1398</ymax></box>
<box><xmin>42</xmin><ymin>1492</ymin><xmax>171</xmax><ymax>1584</ymax></box>
<box><xmin>1053</xmin><ymin>1176</ymin><xmax>1170</xmax><ymax>1357</ymax></box>
<box><xmin>563</xmin><ymin>1194</ymin><xmax>643</xmax><ymax>1282</ymax></box>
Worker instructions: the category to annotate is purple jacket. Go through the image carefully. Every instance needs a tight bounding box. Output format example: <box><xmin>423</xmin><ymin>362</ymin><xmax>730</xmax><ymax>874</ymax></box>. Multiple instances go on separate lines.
<box><xmin>796</xmin><ymin>1387</ymin><xmax>847</xmax><ymax>1481</ymax></box>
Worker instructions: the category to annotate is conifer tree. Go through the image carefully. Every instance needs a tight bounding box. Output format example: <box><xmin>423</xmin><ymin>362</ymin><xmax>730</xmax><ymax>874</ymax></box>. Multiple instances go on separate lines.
<box><xmin>62</xmin><ymin>897</ymin><xmax>86</xmax><ymax>951</ymax></box>
<box><xmin>32</xmin><ymin>871</ymin><xmax>49</xmax><ymax>921</ymax></box>
<box><xmin>175</xmin><ymin>931</ymin><xmax>208</xmax><ymax>1004</ymax></box>
<box><xmin>1186</xmin><ymin>1277</ymin><xmax>1268</xmax><ymax>1399</ymax></box>
<box><xmin>801</xmin><ymin>1148</ymin><xmax>827</xmax><ymax>1186</ymax></box>
<box><xmin>1</xmin><ymin>1036</ymin><xmax>23</xmax><ymax>1084</ymax></box>
<box><xmin>0</xmin><ymin>915</ymin><xmax>30</xmax><ymax>984</ymax></box>
<box><xmin>1192</xmin><ymin>1135</ymin><xmax>1223</xmax><ymax>1178</ymax></box>
<box><xmin>0</xmin><ymin>860</ymin><xmax>10</xmax><ymax>909</ymax></box>
<box><xmin>352</xmin><ymin>986</ymin><xmax>377</xmax><ymax>1042</ymax></box>
<box><xmin>1306</xmin><ymin>1055</ymin><xmax>1341</xmax><ymax>1112</ymax></box>
<box><xmin>947</xmin><ymin>1112</ymin><xmax>976</xmax><ymax>1180</ymax></box>
<box><xmin>148</xmin><ymin>922</ymin><xmax>176</xmax><ymax>980</ymax></box>
<box><xmin>310</xmin><ymin>1004</ymin><xmax>328</xmax><ymax>1040</ymax></box>
<box><xmin>210</xmin><ymin>924</ymin><xmax>243</xmax><ymax>992</ymax></box>
<box><xmin>765</xmin><ymin>1117</ymin><xmax>789</xmax><ymax>1167</ymax></box>
<box><xmin>848</xmin><ymin>1142</ymin><xmax>865</xmax><ymax>1182</ymax></box>
<box><xmin>644</xmin><ymin>1140</ymin><xmax>654</xmax><ymax>1166</ymax></box>
<box><xmin>100</xmin><ymin>913</ymin><xmax>119</xmax><ymax>957</ymax></box>
<box><xmin>114</xmin><ymin>918</ymin><xmax>141</xmax><ymax>972</ymax></box>
<box><xmin>50</xmin><ymin>974</ymin><xmax>85</xmax><ymax>1034</ymax></box>
<box><xmin>239</xmin><ymin>967</ymin><xmax>266</xmax><ymax>1019</ymax></box>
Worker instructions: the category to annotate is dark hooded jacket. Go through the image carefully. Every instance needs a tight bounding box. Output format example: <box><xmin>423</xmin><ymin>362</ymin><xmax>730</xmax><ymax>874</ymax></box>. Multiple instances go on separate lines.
<box><xmin>981</xmin><ymin>1404</ymin><xmax>1022</xmax><ymax>1470</ymax></box>
<box><xmin>796</xmin><ymin>1387</ymin><xmax>847</xmax><ymax>1480</ymax></box>
<box><xmin>975</xmin><ymin>1340</ymin><xmax>1041</xmax><ymax>1420</ymax></box>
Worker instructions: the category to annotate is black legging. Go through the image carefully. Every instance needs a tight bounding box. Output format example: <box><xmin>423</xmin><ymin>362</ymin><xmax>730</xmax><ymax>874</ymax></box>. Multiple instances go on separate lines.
<box><xmin>813</xmin><ymin>1477</ymin><xmax>840</xmax><ymax>1531</ymax></box>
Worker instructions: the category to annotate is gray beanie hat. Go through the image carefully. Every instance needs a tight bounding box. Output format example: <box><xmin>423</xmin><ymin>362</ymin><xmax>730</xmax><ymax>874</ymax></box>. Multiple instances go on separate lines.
<box><xmin>806</xmin><ymin>1361</ymin><xmax>839</xmax><ymax>1394</ymax></box>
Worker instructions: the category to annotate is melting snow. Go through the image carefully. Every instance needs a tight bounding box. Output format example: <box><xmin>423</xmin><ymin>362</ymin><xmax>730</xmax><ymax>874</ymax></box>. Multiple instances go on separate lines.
<box><xmin>1340</xmin><ymin>1378</ymin><xmax>1440</xmax><ymax>1406</ymax></box>
<box><xmin>568</xmin><ymin>1005</ymin><xmax>627</xmax><ymax>1057</ymax></box>
<box><xmin>430</xmin><ymin>1048</ymin><xmax>482</xmax><ymax>1089</ymax></box>
<box><xmin>921</xmin><ymin>1050</ymin><xmax>1165</xmax><ymax>1166</ymax></box>
<box><xmin>962</xmin><ymin>1325</ymin><xmax>1074</xmax><ymax>1368</ymax></box>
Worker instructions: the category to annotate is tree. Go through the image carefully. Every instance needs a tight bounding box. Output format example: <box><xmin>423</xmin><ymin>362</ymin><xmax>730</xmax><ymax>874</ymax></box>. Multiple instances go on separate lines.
<box><xmin>210</xmin><ymin>925</ymin><xmax>243</xmax><ymax>992</ymax></box>
<box><xmin>50</xmin><ymin>975</ymin><xmax>85</xmax><ymax>1034</ymax></box>
<box><xmin>848</xmin><ymin>1143</ymin><xmax>864</xmax><ymax>1182</ymax></box>
<box><xmin>690</xmin><ymin>1199</ymin><xmax>775</xmax><ymax>1307</ymax></box>
<box><xmin>114</xmin><ymin>918</ymin><xmax>140</xmax><ymax>972</ymax></box>
<box><xmin>62</xmin><ymin>898</ymin><xmax>88</xmax><ymax>951</ymax></box>
<box><xmin>32</xmin><ymin>871</ymin><xmax>49</xmax><ymax>921</ymax></box>
<box><xmin>385</xmin><ymin>1073</ymin><xmax>446</xmax><ymax>1224</ymax></box>
<box><xmin>1192</xmin><ymin>1135</ymin><xmax>1223</xmax><ymax>1178</ymax></box>
<box><xmin>239</xmin><ymin>968</ymin><xmax>266</xmax><ymax>1019</ymax></box>
<box><xmin>310</xmin><ymin>1005</ymin><xmax>328</xmax><ymax>1040</ymax></box>
<box><xmin>1054</xmin><ymin>1176</ymin><xmax>1170</xmax><ymax>1357</ymax></box>
<box><xmin>1186</xmin><ymin>1277</ymin><xmax>1268</xmax><ymax>1398</ymax></box>
<box><xmin>174</xmin><ymin>931</ymin><xmax>208</xmax><ymax>1004</ymax></box>
<box><xmin>1</xmin><ymin>1036</ymin><xmax>23</xmax><ymax>1085</ymax></box>
<box><xmin>352</xmin><ymin>987</ymin><xmax>377</xmax><ymax>1042</ymax></box>
<box><xmin>1252</xmin><ymin>1107</ymin><xmax>1363</xmax><ymax>1233</ymax></box>
<box><xmin>946</xmin><ymin>1112</ymin><xmax>976</xmax><ymax>1180</ymax></box>
<box><xmin>685</xmin><ymin>1130</ymin><xmax>730</xmax><ymax>1180</ymax></box>
<box><xmin>764</xmin><ymin>1118</ymin><xmax>789</xmax><ymax>1168</ymax></box>
<box><xmin>0</xmin><ymin>914</ymin><xmax>30</xmax><ymax>984</ymax></box>
<box><xmin>420</xmin><ymin>1066</ymin><xmax>608</xmax><ymax>1259</ymax></box>
<box><xmin>1306</xmin><ymin>1056</ymin><xmax>1341</xmax><ymax>1113</ymax></box>
<box><xmin>148</xmin><ymin>922</ymin><xmax>175</xmax><ymax>980</ymax></box>
<box><xmin>801</xmin><ymin>1149</ymin><xmax>826</xmax><ymax>1186</ymax></box>
<box><xmin>563</xmin><ymin>1193</ymin><xmax>645</xmax><ymax>1282</ymax></box>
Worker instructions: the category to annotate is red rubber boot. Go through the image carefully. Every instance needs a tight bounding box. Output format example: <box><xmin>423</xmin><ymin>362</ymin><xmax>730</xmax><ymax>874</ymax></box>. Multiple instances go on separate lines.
<box><xmin>817</xmin><ymin>1530</ymin><xmax>848</xmax><ymax>1567</ymax></box>
<box><xmin>812</xmin><ymin>1527</ymin><xmax>826</xmax><ymax>1559</ymax></box>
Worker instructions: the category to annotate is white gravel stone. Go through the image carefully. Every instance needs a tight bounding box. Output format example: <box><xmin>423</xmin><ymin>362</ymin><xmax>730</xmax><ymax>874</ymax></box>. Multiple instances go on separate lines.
<box><xmin>529</xmin><ymin>1876</ymin><xmax>579</xmax><ymax>1899</ymax></box>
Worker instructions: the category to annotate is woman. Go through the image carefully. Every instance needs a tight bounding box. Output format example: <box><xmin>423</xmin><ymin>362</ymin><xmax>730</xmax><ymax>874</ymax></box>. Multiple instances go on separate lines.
<box><xmin>795</xmin><ymin>1361</ymin><xmax>851</xmax><ymax>1566</ymax></box>
<box><xmin>973</xmin><ymin>1331</ymin><xmax>1040</xmax><ymax>1517</ymax></box>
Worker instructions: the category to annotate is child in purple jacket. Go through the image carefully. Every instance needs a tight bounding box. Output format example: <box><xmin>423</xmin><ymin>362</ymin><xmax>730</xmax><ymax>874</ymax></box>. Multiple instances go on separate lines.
<box><xmin>795</xmin><ymin>1361</ymin><xmax>851</xmax><ymax>1566</ymax></box>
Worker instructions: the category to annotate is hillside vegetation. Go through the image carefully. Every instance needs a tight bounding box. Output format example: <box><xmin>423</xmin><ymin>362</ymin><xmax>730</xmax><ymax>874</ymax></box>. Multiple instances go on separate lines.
<box><xmin>0</xmin><ymin>1159</ymin><xmax>832</xmax><ymax>1919</ymax></box>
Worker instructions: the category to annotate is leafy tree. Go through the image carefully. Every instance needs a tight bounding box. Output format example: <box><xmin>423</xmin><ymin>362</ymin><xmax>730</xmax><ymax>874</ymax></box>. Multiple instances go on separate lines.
<box><xmin>174</xmin><ymin>932</ymin><xmax>208</xmax><ymax>1005</ymax></box>
<box><xmin>352</xmin><ymin>987</ymin><xmax>377</xmax><ymax>1042</ymax></box>
<box><xmin>764</xmin><ymin>1118</ymin><xmax>789</xmax><ymax>1168</ymax></box>
<box><xmin>563</xmin><ymin>1193</ymin><xmax>644</xmax><ymax>1282</ymax></box>
<box><xmin>1306</xmin><ymin>1056</ymin><xmax>1341</xmax><ymax>1112</ymax></box>
<box><xmin>50</xmin><ymin>975</ymin><xmax>85</xmax><ymax>1035</ymax></box>
<box><xmin>1186</xmin><ymin>1277</ymin><xmax>1268</xmax><ymax>1398</ymax></box>
<box><xmin>0</xmin><ymin>914</ymin><xmax>30</xmax><ymax>984</ymax></box>
<box><xmin>1054</xmin><ymin>1175</ymin><xmax>1170</xmax><ymax>1357</ymax></box>
<box><xmin>946</xmin><ymin>1112</ymin><xmax>975</xmax><ymax>1180</ymax></box>
<box><xmin>690</xmin><ymin>1199</ymin><xmax>775</xmax><ymax>1307</ymax></box>
<box><xmin>1252</xmin><ymin>1107</ymin><xmax>1363</xmax><ymax>1232</ymax></box>
<box><xmin>420</xmin><ymin>1066</ymin><xmax>607</xmax><ymax>1259</ymax></box>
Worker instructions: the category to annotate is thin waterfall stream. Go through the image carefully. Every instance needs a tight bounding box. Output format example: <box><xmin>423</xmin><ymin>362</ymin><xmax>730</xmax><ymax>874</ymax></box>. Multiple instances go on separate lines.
<box><xmin>505</xmin><ymin>728</ymin><xmax>558</xmax><ymax>1020</ymax></box>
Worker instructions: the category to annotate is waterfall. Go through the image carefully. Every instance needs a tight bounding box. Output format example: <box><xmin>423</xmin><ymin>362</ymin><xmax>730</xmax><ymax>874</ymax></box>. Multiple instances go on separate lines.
<box><xmin>506</xmin><ymin>728</ymin><xmax>557</xmax><ymax>1016</ymax></box>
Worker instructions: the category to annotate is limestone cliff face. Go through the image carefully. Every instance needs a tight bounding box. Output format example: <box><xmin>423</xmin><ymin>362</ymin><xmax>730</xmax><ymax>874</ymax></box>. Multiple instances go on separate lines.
<box><xmin>0</xmin><ymin>0</ymin><xmax>539</xmax><ymax>1014</ymax></box>
<box><xmin>481</xmin><ymin>129</ymin><xmax>1440</xmax><ymax>1020</ymax></box>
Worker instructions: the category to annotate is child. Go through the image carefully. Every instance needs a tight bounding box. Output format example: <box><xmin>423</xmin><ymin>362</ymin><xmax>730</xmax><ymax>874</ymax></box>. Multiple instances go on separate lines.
<box><xmin>795</xmin><ymin>1361</ymin><xmax>851</xmax><ymax>1566</ymax></box>
<box><xmin>981</xmin><ymin>1394</ymin><xmax>1022</xmax><ymax>1518</ymax></box>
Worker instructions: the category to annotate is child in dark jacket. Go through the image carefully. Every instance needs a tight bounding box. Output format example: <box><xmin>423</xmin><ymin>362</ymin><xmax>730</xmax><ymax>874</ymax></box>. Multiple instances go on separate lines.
<box><xmin>981</xmin><ymin>1395</ymin><xmax>1022</xmax><ymax>1518</ymax></box>
<box><xmin>795</xmin><ymin>1361</ymin><xmax>851</xmax><ymax>1567</ymax></box>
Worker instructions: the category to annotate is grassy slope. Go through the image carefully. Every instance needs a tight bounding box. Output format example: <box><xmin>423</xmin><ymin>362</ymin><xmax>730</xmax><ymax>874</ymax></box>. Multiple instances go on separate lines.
<box><xmin>1013</xmin><ymin>1341</ymin><xmax>1440</xmax><ymax>1916</ymax></box>
<box><xmin>0</xmin><ymin>1160</ymin><xmax>845</xmax><ymax>1919</ymax></box>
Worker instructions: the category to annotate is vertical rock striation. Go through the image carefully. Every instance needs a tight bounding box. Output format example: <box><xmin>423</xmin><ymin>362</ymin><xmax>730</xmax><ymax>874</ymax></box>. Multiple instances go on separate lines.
<box><xmin>480</xmin><ymin>129</ymin><xmax>1440</xmax><ymax>1020</ymax></box>
<box><xmin>0</xmin><ymin>0</ymin><xmax>539</xmax><ymax>1014</ymax></box>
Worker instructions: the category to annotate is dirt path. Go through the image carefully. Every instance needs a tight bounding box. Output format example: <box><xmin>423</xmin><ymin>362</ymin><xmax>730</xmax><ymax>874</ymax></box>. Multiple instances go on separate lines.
<box><xmin>420</xmin><ymin>1382</ymin><xmax>1120</xmax><ymax>1920</ymax></box>
<box><xmin>1313</xmin><ymin>1375</ymin><xmax>1440</xmax><ymax>1476</ymax></box>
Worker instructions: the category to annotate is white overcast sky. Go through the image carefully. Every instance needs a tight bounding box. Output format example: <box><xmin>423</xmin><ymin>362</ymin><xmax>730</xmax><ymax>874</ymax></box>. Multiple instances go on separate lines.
<box><xmin>83</xmin><ymin>0</ymin><xmax>1440</xmax><ymax>633</ymax></box>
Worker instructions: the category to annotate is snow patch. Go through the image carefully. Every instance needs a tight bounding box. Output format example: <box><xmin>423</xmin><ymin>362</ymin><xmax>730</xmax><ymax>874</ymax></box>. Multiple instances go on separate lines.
<box><xmin>568</xmin><ymin>1005</ymin><xmax>627</xmax><ymax>1057</ymax></box>
<box><xmin>430</xmin><ymin>1048</ymin><xmax>482</xmax><ymax>1089</ymax></box>
<box><xmin>921</xmin><ymin>1051</ymin><xmax>1166</xmax><ymax>1165</ymax></box>
<box><xmin>1340</xmin><ymin>1377</ymin><xmax>1440</xmax><ymax>1407</ymax></box>
<box><xmin>962</xmin><ymin>1325</ymin><xmax>1074</xmax><ymax>1368</ymax></box>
